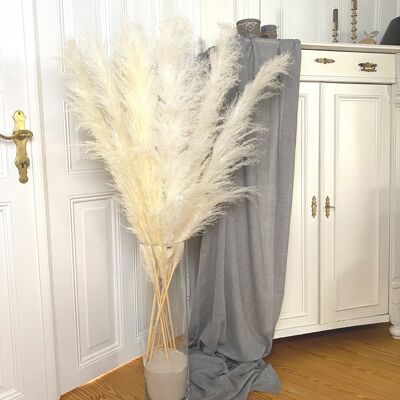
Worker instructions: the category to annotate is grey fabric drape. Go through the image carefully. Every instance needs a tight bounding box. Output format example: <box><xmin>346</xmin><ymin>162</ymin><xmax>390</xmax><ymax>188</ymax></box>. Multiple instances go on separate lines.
<box><xmin>188</xmin><ymin>38</ymin><xmax>301</xmax><ymax>400</ymax></box>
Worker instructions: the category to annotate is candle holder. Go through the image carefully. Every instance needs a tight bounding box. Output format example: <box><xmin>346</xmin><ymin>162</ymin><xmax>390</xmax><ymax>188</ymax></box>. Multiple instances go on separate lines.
<box><xmin>332</xmin><ymin>8</ymin><xmax>339</xmax><ymax>43</ymax></box>
<box><xmin>351</xmin><ymin>5</ymin><xmax>358</xmax><ymax>43</ymax></box>
<box><xmin>332</xmin><ymin>23</ymin><xmax>339</xmax><ymax>43</ymax></box>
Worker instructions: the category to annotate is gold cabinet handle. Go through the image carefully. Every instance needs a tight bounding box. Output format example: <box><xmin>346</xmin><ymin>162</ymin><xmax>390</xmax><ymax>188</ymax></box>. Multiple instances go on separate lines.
<box><xmin>311</xmin><ymin>195</ymin><xmax>317</xmax><ymax>218</ymax></box>
<box><xmin>0</xmin><ymin>111</ymin><xmax>33</xmax><ymax>184</ymax></box>
<box><xmin>314</xmin><ymin>58</ymin><xmax>335</xmax><ymax>64</ymax></box>
<box><xmin>325</xmin><ymin>196</ymin><xmax>335</xmax><ymax>218</ymax></box>
<box><xmin>358</xmin><ymin>62</ymin><xmax>377</xmax><ymax>72</ymax></box>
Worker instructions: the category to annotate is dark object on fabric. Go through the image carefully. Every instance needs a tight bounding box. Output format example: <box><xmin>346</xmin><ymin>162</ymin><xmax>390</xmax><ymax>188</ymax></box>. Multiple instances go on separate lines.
<box><xmin>236</xmin><ymin>19</ymin><xmax>261</xmax><ymax>37</ymax></box>
<box><xmin>381</xmin><ymin>16</ymin><xmax>400</xmax><ymax>45</ymax></box>
<box><xmin>188</xmin><ymin>37</ymin><xmax>301</xmax><ymax>400</ymax></box>
<box><xmin>261</xmin><ymin>25</ymin><xmax>278</xmax><ymax>39</ymax></box>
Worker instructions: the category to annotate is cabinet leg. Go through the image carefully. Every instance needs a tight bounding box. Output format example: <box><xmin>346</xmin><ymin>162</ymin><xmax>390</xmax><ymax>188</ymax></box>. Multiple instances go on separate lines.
<box><xmin>390</xmin><ymin>278</ymin><xmax>400</xmax><ymax>339</ymax></box>
<box><xmin>389</xmin><ymin>324</ymin><xmax>400</xmax><ymax>339</ymax></box>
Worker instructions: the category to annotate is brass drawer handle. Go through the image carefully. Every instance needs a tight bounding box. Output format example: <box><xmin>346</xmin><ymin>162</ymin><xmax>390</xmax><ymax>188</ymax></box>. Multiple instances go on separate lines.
<box><xmin>311</xmin><ymin>196</ymin><xmax>317</xmax><ymax>218</ymax></box>
<box><xmin>315</xmin><ymin>58</ymin><xmax>335</xmax><ymax>64</ymax></box>
<box><xmin>325</xmin><ymin>196</ymin><xmax>335</xmax><ymax>218</ymax></box>
<box><xmin>358</xmin><ymin>62</ymin><xmax>377</xmax><ymax>72</ymax></box>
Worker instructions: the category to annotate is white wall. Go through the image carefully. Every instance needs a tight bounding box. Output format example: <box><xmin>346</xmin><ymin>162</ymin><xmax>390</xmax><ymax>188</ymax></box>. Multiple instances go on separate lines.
<box><xmin>124</xmin><ymin>0</ymin><xmax>400</xmax><ymax>48</ymax></box>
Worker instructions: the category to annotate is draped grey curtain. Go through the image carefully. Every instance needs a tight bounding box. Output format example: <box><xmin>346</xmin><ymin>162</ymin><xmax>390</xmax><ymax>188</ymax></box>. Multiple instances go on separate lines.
<box><xmin>188</xmin><ymin>38</ymin><xmax>301</xmax><ymax>400</ymax></box>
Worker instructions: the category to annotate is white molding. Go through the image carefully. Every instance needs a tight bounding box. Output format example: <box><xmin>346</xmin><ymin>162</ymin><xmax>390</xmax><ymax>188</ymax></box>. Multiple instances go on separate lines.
<box><xmin>98</xmin><ymin>0</ymin><xmax>111</xmax><ymax>54</ymax></box>
<box><xmin>374</xmin><ymin>0</ymin><xmax>381</xmax><ymax>34</ymax></box>
<box><xmin>175</xmin><ymin>0</ymin><xmax>184</xmax><ymax>14</ymax></box>
<box><xmin>68</xmin><ymin>193</ymin><xmax>123</xmax><ymax>369</ymax></box>
<box><xmin>57</xmin><ymin>0</ymin><xmax>72</xmax><ymax>72</ymax></box>
<box><xmin>320</xmin><ymin>0</ymin><xmax>328</xmax><ymax>43</ymax></box>
<box><xmin>192</xmin><ymin>0</ymin><xmax>202</xmax><ymax>49</ymax></box>
<box><xmin>0</xmin><ymin>204</ymin><xmax>23</xmax><ymax>399</ymax></box>
<box><xmin>275</xmin><ymin>314</ymin><xmax>390</xmax><ymax>339</ymax></box>
<box><xmin>21</xmin><ymin>1</ymin><xmax>58</xmax><ymax>398</ymax></box>
<box><xmin>132</xmin><ymin>236</ymin><xmax>144</xmax><ymax>341</ymax></box>
<box><xmin>62</xmin><ymin>101</ymin><xmax>102</xmax><ymax>175</ymax></box>
<box><xmin>279</xmin><ymin>96</ymin><xmax>307</xmax><ymax>321</ymax></box>
<box><xmin>301</xmin><ymin>42</ymin><xmax>400</xmax><ymax>53</ymax></box>
<box><xmin>0</xmin><ymin>389</ymin><xmax>25</xmax><ymax>400</ymax></box>
<box><xmin>316</xmin><ymin>0</ymin><xmax>326</xmax><ymax>43</ymax></box>
<box><xmin>153</xmin><ymin>0</ymin><xmax>164</xmax><ymax>23</ymax></box>
<box><xmin>280</xmin><ymin>0</ymin><xmax>290</xmax><ymax>39</ymax></box>
<box><xmin>319</xmin><ymin>83</ymin><xmax>390</xmax><ymax>324</ymax></box>
<box><xmin>122</xmin><ymin>0</ymin><xmax>134</xmax><ymax>21</ymax></box>
<box><xmin>232</xmin><ymin>0</ymin><xmax>238</xmax><ymax>22</ymax></box>
<box><xmin>389</xmin><ymin>55</ymin><xmax>400</xmax><ymax>338</ymax></box>
<box><xmin>234</xmin><ymin>0</ymin><xmax>260</xmax><ymax>20</ymax></box>
<box><xmin>333</xmin><ymin>94</ymin><xmax>381</xmax><ymax>312</ymax></box>
<box><xmin>339</xmin><ymin>0</ymin><xmax>350</xmax><ymax>43</ymax></box>
<box><xmin>276</xmin><ymin>83</ymin><xmax>320</xmax><ymax>331</ymax></box>
<box><xmin>373</xmin><ymin>0</ymin><xmax>383</xmax><ymax>43</ymax></box>
<box><xmin>133</xmin><ymin>239</ymin><xmax>152</xmax><ymax>342</ymax></box>
<box><xmin>0</xmin><ymin>93</ymin><xmax>8</xmax><ymax>179</ymax></box>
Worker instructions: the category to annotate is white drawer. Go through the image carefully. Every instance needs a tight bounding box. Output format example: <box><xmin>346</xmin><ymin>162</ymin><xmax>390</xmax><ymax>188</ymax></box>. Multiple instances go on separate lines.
<box><xmin>300</xmin><ymin>50</ymin><xmax>396</xmax><ymax>83</ymax></box>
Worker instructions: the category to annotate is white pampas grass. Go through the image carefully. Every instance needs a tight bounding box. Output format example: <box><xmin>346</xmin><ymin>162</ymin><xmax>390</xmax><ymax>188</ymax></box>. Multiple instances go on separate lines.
<box><xmin>64</xmin><ymin>17</ymin><xmax>289</xmax><ymax>362</ymax></box>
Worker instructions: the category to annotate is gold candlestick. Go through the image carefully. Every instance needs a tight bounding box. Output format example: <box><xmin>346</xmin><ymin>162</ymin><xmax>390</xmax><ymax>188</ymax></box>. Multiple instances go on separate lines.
<box><xmin>332</xmin><ymin>23</ymin><xmax>339</xmax><ymax>43</ymax></box>
<box><xmin>332</xmin><ymin>8</ymin><xmax>339</xmax><ymax>43</ymax></box>
<box><xmin>351</xmin><ymin>2</ymin><xmax>358</xmax><ymax>43</ymax></box>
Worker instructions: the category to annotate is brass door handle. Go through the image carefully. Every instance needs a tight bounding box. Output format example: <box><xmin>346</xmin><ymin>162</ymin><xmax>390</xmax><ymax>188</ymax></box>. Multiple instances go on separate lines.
<box><xmin>325</xmin><ymin>196</ymin><xmax>335</xmax><ymax>218</ymax></box>
<box><xmin>0</xmin><ymin>111</ymin><xmax>33</xmax><ymax>183</ymax></box>
<box><xmin>311</xmin><ymin>195</ymin><xmax>317</xmax><ymax>218</ymax></box>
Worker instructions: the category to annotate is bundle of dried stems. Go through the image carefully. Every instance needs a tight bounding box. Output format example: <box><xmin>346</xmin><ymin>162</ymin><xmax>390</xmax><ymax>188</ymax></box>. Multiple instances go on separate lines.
<box><xmin>65</xmin><ymin>17</ymin><xmax>289</xmax><ymax>363</ymax></box>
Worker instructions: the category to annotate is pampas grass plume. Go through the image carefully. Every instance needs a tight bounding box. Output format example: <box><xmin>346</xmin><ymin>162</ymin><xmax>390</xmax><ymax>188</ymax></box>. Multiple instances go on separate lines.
<box><xmin>64</xmin><ymin>17</ymin><xmax>289</xmax><ymax>361</ymax></box>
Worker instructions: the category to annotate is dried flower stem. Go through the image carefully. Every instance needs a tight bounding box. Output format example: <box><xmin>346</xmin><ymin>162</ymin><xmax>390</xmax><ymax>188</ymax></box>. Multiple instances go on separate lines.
<box><xmin>64</xmin><ymin>17</ymin><xmax>289</xmax><ymax>362</ymax></box>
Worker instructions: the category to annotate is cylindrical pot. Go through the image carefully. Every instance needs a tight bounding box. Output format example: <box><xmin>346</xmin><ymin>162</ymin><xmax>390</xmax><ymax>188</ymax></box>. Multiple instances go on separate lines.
<box><xmin>140</xmin><ymin>242</ymin><xmax>189</xmax><ymax>400</ymax></box>
<box><xmin>236</xmin><ymin>18</ymin><xmax>261</xmax><ymax>37</ymax></box>
<box><xmin>260</xmin><ymin>25</ymin><xmax>278</xmax><ymax>39</ymax></box>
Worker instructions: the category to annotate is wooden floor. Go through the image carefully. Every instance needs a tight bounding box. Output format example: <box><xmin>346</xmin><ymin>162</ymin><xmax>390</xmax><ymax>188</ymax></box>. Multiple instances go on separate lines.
<box><xmin>61</xmin><ymin>323</ymin><xmax>400</xmax><ymax>400</ymax></box>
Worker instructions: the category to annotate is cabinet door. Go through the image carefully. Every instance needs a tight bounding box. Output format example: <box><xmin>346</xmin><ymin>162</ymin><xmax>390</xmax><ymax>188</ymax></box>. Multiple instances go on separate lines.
<box><xmin>276</xmin><ymin>82</ymin><xmax>320</xmax><ymax>332</ymax></box>
<box><xmin>321</xmin><ymin>83</ymin><xmax>390</xmax><ymax>323</ymax></box>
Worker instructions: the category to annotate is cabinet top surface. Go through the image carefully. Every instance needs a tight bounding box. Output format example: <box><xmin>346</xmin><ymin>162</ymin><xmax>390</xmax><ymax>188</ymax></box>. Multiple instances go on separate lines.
<box><xmin>302</xmin><ymin>42</ymin><xmax>400</xmax><ymax>54</ymax></box>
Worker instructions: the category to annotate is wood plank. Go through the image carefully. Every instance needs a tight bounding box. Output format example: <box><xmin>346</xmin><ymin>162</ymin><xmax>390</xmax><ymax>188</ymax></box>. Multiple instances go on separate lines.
<box><xmin>61</xmin><ymin>323</ymin><xmax>400</xmax><ymax>400</ymax></box>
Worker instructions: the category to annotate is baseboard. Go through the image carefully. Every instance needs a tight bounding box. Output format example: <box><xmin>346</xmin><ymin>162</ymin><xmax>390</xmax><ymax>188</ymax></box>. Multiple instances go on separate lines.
<box><xmin>274</xmin><ymin>314</ymin><xmax>390</xmax><ymax>339</ymax></box>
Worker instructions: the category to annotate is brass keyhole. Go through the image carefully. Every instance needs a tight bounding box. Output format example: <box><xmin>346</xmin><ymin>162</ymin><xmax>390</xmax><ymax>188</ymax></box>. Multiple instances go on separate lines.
<box><xmin>311</xmin><ymin>195</ymin><xmax>317</xmax><ymax>218</ymax></box>
<box><xmin>325</xmin><ymin>196</ymin><xmax>335</xmax><ymax>218</ymax></box>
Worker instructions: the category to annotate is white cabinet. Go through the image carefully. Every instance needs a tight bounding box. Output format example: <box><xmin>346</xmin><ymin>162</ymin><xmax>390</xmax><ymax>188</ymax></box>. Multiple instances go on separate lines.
<box><xmin>276</xmin><ymin>47</ymin><xmax>396</xmax><ymax>338</ymax></box>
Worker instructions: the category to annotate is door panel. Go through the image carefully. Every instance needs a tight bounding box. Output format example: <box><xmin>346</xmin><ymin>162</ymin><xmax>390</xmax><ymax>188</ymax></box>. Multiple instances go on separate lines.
<box><xmin>0</xmin><ymin>1</ymin><xmax>49</xmax><ymax>399</ymax></box>
<box><xmin>36</xmin><ymin>0</ymin><xmax>143</xmax><ymax>393</ymax></box>
<box><xmin>276</xmin><ymin>82</ymin><xmax>320</xmax><ymax>331</ymax></box>
<box><xmin>321</xmin><ymin>83</ymin><xmax>390</xmax><ymax>323</ymax></box>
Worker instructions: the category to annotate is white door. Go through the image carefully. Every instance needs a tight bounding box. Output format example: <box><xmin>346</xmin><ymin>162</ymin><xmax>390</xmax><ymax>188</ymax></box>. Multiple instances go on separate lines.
<box><xmin>321</xmin><ymin>83</ymin><xmax>390</xmax><ymax>323</ymax></box>
<box><xmin>276</xmin><ymin>82</ymin><xmax>320</xmax><ymax>335</ymax></box>
<box><xmin>0</xmin><ymin>1</ymin><xmax>55</xmax><ymax>399</ymax></box>
<box><xmin>35</xmin><ymin>0</ymin><xmax>144</xmax><ymax>394</ymax></box>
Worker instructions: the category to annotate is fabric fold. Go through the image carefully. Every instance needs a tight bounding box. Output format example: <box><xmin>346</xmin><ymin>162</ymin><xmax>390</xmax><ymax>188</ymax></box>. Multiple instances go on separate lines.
<box><xmin>188</xmin><ymin>37</ymin><xmax>301</xmax><ymax>400</ymax></box>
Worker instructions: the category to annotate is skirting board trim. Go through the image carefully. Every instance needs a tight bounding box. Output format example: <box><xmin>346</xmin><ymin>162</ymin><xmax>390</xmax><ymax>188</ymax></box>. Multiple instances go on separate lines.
<box><xmin>274</xmin><ymin>314</ymin><xmax>389</xmax><ymax>339</ymax></box>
